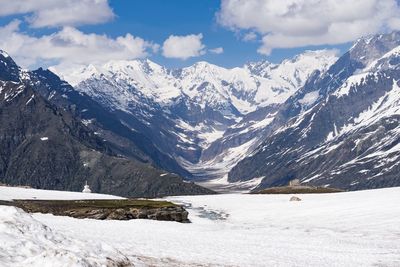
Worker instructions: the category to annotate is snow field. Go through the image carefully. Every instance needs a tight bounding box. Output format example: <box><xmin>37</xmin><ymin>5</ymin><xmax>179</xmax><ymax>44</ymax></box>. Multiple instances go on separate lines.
<box><xmin>1</xmin><ymin>186</ymin><xmax>397</xmax><ymax>266</ymax></box>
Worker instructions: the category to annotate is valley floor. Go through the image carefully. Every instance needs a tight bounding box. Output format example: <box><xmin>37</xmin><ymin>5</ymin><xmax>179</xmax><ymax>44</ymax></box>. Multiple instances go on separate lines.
<box><xmin>1</xmin><ymin>186</ymin><xmax>400</xmax><ymax>266</ymax></box>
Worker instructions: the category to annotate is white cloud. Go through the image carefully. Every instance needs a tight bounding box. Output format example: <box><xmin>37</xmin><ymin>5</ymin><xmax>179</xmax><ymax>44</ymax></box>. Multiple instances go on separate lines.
<box><xmin>0</xmin><ymin>0</ymin><xmax>114</xmax><ymax>28</ymax></box>
<box><xmin>0</xmin><ymin>20</ymin><xmax>157</xmax><ymax>70</ymax></box>
<box><xmin>218</xmin><ymin>0</ymin><xmax>400</xmax><ymax>55</ymax></box>
<box><xmin>209</xmin><ymin>47</ymin><xmax>224</xmax><ymax>54</ymax></box>
<box><xmin>162</xmin><ymin>34</ymin><xmax>206</xmax><ymax>60</ymax></box>
<box><xmin>243</xmin><ymin>32</ymin><xmax>257</xmax><ymax>42</ymax></box>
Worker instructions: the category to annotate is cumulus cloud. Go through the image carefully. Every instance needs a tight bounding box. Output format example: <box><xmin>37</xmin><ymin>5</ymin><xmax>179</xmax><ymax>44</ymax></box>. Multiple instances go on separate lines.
<box><xmin>162</xmin><ymin>34</ymin><xmax>206</xmax><ymax>60</ymax></box>
<box><xmin>243</xmin><ymin>32</ymin><xmax>258</xmax><ymax>42</ymax></box>
<box><xmin>217</xmin><ymin>0</ymin><xmax>400</xmax><ymax>55</ymax></box>
<box><xmin>0</xmin><ymin>0</ymin><xmax>114</xmax><ymax>28</ymax></box>
<box><xmin>0</xmin><ymin>20</ymin><xmax>157</xmax><ymax>69</ymax></box>
<box><xmin>209</xmin><ymin>47</ymin><xmax>224</xmax><ymax>54</ymax></box>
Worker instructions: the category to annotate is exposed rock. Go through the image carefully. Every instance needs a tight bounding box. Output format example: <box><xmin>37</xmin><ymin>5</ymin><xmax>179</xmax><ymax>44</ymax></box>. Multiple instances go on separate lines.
<box><xmin>253</xmin><ymin>185</ymin><xmax>344</xmax><ymax>194</ymax></box>
<box><xmin>7</xmin><ymin>199</ymin><xmax>190</xmax><ymax>223</ymax></box>
<box><xmin>290</xmin><ymin>196</ymin><xmax>302</xmax><ymax>201</ymax></box>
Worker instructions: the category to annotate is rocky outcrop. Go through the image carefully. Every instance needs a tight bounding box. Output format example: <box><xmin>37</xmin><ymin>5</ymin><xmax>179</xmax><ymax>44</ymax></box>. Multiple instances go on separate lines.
<box><xmin>253</xmin><ymin>186</ymin><xmax>344</xmax><ymax>194</ymax></box>
<box><xmin>5</xmin><ymin>199</ymin><xmax>190</xmax><ymax>223</ymax></box>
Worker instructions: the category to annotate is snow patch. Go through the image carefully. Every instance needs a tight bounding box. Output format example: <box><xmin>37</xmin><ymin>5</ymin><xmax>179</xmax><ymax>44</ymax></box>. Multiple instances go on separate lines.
<box><xmin>21</xmin><ymin>187</ymin><xmax>400</xmax><ymax>267</ymax></box>
<box><xmin>25</xmin><ymin>94</ymin><xmax>34</xmax><ymax>105</ymax></box>
<box><xmin>298</xmin><ymin>90</ymin><xmax>319</xmax><ymax>106</ymax></box>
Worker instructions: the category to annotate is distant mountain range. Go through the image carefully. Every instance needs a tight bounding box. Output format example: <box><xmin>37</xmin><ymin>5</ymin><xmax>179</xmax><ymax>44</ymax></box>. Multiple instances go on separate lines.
<box><xmin>1</xmin><ymin>31</ymin><xmax>400</xmax><ymax>194</ymax></box>
<box><xmin>52</xmin><ymin>49</ymin><xmax>337</xmax><ymax>182</ymax></box>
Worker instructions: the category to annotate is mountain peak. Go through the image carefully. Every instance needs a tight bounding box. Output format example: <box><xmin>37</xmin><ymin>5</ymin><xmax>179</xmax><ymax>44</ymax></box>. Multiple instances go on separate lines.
<box><xmin>244</xmin><ymin>60</ymin><xmax>274</xmax><ymax>77</ymax></box>
<box><xmin>50</xmin><ymin>64</ymin><xmax>102</xmax><ymax>86</ymax></box>
<box><xmin>0</xmin><ymin>50</ymin><xmax>10</xmax><ymax>58</ymax></box>
<box><xmin>102</xmin><ymin>58</ymin><xmax>165</xmax><ymax>77</ymax></box>
<box><xmin>292</xmin><ymin>49</ymin><xmax>339</xmax><ymax>62</ymax></box>
<box><xmin>188</xmin><ymin>61</ymin><xmax>221</xmax><ymax>71</ymax></box>
<box><xmin>245</xmin><ymin>50</ymin><xmax>337</xmax><ymax>79</ymax></box>
<box><xmin>0</xmin><ymin>50</ymin><xmax>21</xmax><ymax>83</ymax></box>
<box><xmin>350</xmin><ymin>31</ymin><xmax>400</xmax><ymax>66</ymax></box>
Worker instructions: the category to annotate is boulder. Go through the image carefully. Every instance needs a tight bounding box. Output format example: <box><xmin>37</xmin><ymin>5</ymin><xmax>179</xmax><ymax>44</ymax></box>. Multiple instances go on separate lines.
<box><xmin>290</xmin><ymin>196</ymin><xmax>302</xmax><ymax>201</ymax></box>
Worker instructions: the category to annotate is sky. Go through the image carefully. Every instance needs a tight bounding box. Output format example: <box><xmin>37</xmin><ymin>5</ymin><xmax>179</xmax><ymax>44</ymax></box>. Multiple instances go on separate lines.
<box><xmin>0</xmin><ymin>0</ymin><xmax>400</xmax><ymax>71</ymax></box>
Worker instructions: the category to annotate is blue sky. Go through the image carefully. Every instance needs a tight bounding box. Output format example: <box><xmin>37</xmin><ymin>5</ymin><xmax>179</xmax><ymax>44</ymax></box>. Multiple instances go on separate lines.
<box><xmin>99</xmin><ymin>0</ymin><xmax>352</xmax><ymax>68</ymax></box>
<box><xmin>83</xmin><ymin>0</ymin><xmax>257</xmax><ymax>67</ymax></box>
<box><xmin>0</xmin><ymin>0</ymin><xmax>399</xmax><ymax>70</ymax></box>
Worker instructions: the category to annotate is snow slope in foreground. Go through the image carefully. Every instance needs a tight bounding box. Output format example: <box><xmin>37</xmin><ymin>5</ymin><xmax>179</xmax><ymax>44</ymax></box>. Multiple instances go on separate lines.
<box><xmin>0</xmin><ymin>186</ymin><xmax>124</xmax><ymax>201</ymax></box>
<box><xmin>1</xmin><ymin>186</ymin><xmax>400</xmax><ymax>266</ymax></box>
<box><xmin>0</xmin><ymin>206</ymin><xmax>136</xmax><ymax>267</ymax></box>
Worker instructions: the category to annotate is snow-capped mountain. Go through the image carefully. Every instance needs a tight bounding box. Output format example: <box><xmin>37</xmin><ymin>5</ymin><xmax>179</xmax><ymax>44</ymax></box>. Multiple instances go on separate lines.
<box><xmin>53</xmin><ymin>50</ymin><xmax>337</xmax><ymax>181</ymax></box>
<box><xmin>229</xmin><ymin>32</ymin><xmax>400</xmax><ymax>191</ymax></box>
<box><xmin>0</xmin><ymin>50</ymin><xmax>213</xmax><ymax>197</ymax></box>
<box><xmin>2</xmin><ymin>32</ymin><xmax>399</xmax><ymax>192</ymax></box>
<box><xmin>56</xmin><ymin>49</ymin><xmax>337</xmax><ymax>115</ymax></box>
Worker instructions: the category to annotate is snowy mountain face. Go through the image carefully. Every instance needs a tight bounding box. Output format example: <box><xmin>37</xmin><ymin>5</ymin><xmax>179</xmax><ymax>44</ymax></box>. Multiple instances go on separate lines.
<box><xmin>0</xmin><ymin>50</ymin><xmax>213</xmax><ymax>197</ymax></box>
<box><xmin>2</xmin><ymin>33</ymin><xmax>400</xmax><ymax>192</ymax></box>
<box><xmin>229</xmin><ymin>32</ymin><xmax>400</xmax><ymax>191</ymax></box>
<box><xmin>54</xmin><ymin>50</ymin><xmax>337</xmax><ymax>180</ymax></box>
<box><xmin>28</xmin><ymin>67</ymin><xmax>192</xmax><ymax>178</ymax></box>
<box><xmin>58</xmin><ymin>50</ymin><xmax>337</xmax><ymax>115</ymax></box>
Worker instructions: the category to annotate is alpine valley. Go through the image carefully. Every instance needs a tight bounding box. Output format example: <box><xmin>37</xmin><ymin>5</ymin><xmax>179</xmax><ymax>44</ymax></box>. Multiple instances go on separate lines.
<box><xmin>1</xmin><ymin>31</ymin><xmax>400</xmax><ymax>195</ymax></box>
<box><xmin>52</xmin><ymin>49</ymin><xmax>338</xmax><ymax>187</ymax></box>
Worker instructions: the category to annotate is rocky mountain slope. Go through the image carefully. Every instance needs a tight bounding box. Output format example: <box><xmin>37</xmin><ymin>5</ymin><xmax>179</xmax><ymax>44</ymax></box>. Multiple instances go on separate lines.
<box><xmin>53</xmin><ymin>50</ymin><xmax>337</xmax><ymax>180</ymax></box>
<box><xmin>229</xmin><ymin>32</ymin><xmax>400</xmax><ymax>191</ymax></box>
<box><xmin>0</xmin><ymin>51</ymin><xmax>213</xmax><ymax>197</ymax></box>
<box><xmin>28</xmin><ymin>67</ymin><xmax>191</xmax><ymax>178</ymax></box>
<box><xmin>3</xmin><ymin>32</ymin><xmax>399</xmax><ymax>192</ymax></box>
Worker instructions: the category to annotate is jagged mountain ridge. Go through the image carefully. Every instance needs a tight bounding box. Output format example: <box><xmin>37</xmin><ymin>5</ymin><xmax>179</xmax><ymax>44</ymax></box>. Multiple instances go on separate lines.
<box><xmin>3</xmin><ymin>32</ymin><xmax>399</xmax><ymax>192</ymax></box>
<box><xmin>229</xmin><ymin>32</ymin><xmax>400</xmax><ymax>191</ymax></box>
<box><xmin>0</xmin><ymin>51</ymin><xmax>213</xmax><ymax>197</ymax></box>
<box><xmin>56</xmin><ymin>49</ymin><xmax>337</xmax><ymax>115</ymax></box>
<box><xmin>53</xmin><ymin>50</ymin><xmax>337</xmax><ymax>180</ymax></box>
<box><xmin>27</xmin><ymin>67</ymin><xmax>191</xmax><ymax>178</ymax></box>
